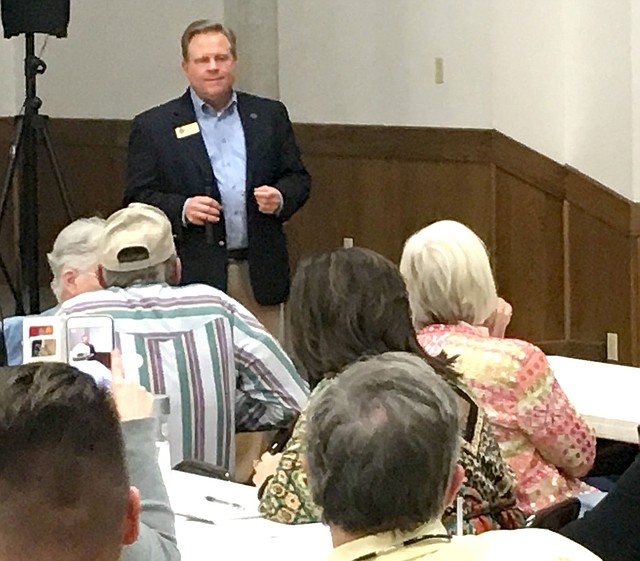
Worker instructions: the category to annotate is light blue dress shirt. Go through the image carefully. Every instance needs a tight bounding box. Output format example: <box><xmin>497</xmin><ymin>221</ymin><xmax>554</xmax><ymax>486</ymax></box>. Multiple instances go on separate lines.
<box><xmin>190</xmin><ymin>88</ymin><xmax>248</xmax><ymax>250</ymax></box>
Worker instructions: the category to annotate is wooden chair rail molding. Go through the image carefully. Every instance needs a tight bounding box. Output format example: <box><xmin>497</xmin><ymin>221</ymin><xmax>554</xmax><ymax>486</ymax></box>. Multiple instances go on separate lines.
<box><xmin>1</xmin><ymin>118</ymin><xmax>639</xmax><ymax>365</ymax></box>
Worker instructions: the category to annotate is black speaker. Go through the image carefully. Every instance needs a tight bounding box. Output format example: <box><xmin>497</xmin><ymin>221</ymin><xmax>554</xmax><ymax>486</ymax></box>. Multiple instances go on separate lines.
<box><xmin>1</xmin><ymin>0</ymin><xmax>70</xmax><ymax>39</ymax></box>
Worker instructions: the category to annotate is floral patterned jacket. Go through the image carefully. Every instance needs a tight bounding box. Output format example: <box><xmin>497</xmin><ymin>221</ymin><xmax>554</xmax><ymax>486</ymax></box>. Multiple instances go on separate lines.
<box><xmin>258</xmin><ymin>376</ymin><xmax>525</xmax><ymax>533</ymax></box>
<box><xmin>417</xmin><ymin>323</ymin><xmax>596</xmax><ymax>514</ymax></box>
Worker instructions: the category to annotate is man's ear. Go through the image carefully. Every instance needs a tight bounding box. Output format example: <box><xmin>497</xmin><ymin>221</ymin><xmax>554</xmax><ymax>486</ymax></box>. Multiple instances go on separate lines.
<box><xmin>443</xmin><ymin>464</ymin><xmax>465</xmax><ymax>508</ymax></box>
<box><xmin>60</xmin><ymin>268</ymin><xmax>77</xmax><ymax>295</ymax></box>
<box><xmin>121</xmin><ymin>486</ymin><xmax>141</xmax><ymax>546</ymax></box>
<box><xmin>97</xmin><ymin>265</ymin><xmax>107</xmax><ymax>288</ymax></box>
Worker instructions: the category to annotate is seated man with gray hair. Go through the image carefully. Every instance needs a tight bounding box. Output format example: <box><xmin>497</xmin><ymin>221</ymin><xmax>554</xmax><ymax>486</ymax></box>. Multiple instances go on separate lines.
<box><xmin>305</xmin><ymin>352</ymin><xmax>602</xmax><ymax>561</ymax></box>
<box><xmin>58</xmin><ymin>203</ymin><xmax>308</xmax><ymax>479</ymax></box>
<box><xmin>3</xmin><ymin>217</ymin><xmax>105</xmax><ymax>365</ymax></box>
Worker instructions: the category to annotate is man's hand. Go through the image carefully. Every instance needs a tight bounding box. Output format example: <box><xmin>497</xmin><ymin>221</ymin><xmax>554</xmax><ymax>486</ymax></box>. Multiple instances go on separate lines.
<box><xmin>251</xmin><ymin>451</ymin><xmax>283</xmax><ymax>488</ymax></box>
<box><xmin>483</xmin><ymin>297</ymin><xmax>513</xmax><ymax>339</ymax></box>
<box><xmin>185</xmin><ymin>196</ymin><xmax>221</xmax><ymax>225</ymax></box>
<box><xmin>110</xmin><ymin>349</ymin><xmax>154</xmax><ymax>422</ymax></box>
<box><xmin>254</xmin><ymin>186</ymin><xmax>282</xmax><ymax>215</ymax></box>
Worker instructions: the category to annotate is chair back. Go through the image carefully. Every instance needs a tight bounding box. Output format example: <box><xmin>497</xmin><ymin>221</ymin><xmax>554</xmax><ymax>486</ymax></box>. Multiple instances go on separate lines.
<box><xmin>526</xmin><ymin>497</ymin><xmax>581</xmax><ymax>531</ymax></box>
<box><xmin>174</xmin><ymin>458</ymin><xmax>231</xmax><ymax>481</ymax></box>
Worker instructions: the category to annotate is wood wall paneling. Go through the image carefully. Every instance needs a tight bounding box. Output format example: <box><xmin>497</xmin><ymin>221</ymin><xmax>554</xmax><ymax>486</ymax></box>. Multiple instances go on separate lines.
<box><xmin>494</xmin><ymin>168</ymin><xmax>565</xmax><ymax>344</ymax></box>
<box><xmin>568</xmin><ymin>204</ymin><xmax>632</xmax><ymax>363</ymax></box>
<box><xmin>1</xmin><ymin>117</ymin><xmax>639</xmax><ymax>366</ymax></box>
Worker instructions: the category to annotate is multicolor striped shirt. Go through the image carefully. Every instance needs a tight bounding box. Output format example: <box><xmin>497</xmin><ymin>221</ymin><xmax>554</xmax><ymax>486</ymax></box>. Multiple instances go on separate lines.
<box><xmin>58</xmin><ymin>283</ymin><xmax>309</xmax><ymax>474</ymax></box>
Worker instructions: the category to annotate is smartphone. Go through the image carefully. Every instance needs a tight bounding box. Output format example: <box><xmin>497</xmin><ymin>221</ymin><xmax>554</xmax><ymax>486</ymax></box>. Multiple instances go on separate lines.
<box><xmin>22</xmin><ymin>317</ymin><xmax>65</xmax><ymax>363</ymax></box>
<box><xmin>66</xmin><ymin>315</ymin><xmax>114</xmax><ymax>386</ymax></box>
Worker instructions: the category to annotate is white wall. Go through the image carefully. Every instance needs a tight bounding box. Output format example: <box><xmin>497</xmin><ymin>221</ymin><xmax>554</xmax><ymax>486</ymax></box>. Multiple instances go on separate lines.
<box><xmin>277</xmin><ymin>0</ymin><xmax>492</xmax><ymax>127</ymax></box>
<box><xmin>632</xmin><ymin>2</ymin><xmax>640</xmax><ymax>201</ymax></box>
<box><xmin>0</xmin><ymin>37</ymin><xmax>19</xmax><ymax>116</ymax></box>
<box><xmin>36</xmin><ymin>1</ymin><xmax>224</xmax><ymax>119</ymax></box>
<box><xmin>277</xmin><ymin>0</ymin><xmax>640</xmax><ymax>200</ymax></box>
<box><xmin>563</xmin><ymin>0</ymin><xmax>633</xmax><ymax>199</ymax></box>
<box><xmin>3</xmin><ymin>1</ymin><xmax>640</xmax><ymax>199</ymax></box>
<box><xmin>225</xmin><ymin>0</ymin><xmax>279</xmax><ymax>99</ymax></box>
<box><xmin>491</xmin><ymin>0</ymin><xmax>566</xmax><ymax>164</ymax></box>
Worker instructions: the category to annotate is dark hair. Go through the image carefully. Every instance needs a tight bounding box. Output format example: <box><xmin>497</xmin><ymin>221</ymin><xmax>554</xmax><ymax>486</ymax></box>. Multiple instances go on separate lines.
<box><xmin>306</xmin><ymin>352</ymin><xmax>460</xmax><ymax>534</ymax></box>
<box><xmin>0</xmin><ymin>362</ymin><xmax>128</xmax><ymax>561</ymax></box>
<box><xmin>181</xmin><ymin>20</ymin><xmax>237</xmax><ymax>60</ymax></box>
<box><xmin>286</xmin><ymin>247</ymin><xmax>457</xmax><ymax>390</ymax></box>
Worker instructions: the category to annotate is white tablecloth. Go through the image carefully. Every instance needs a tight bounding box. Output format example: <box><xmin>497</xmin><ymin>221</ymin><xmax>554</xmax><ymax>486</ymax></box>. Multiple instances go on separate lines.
<box><xmin>549</xmin><ymin>355</ymin><xmax>640</xmax><ymax>443</ymax></box>
<box><xmin>166</xmin><ymin>470</ymin><xmax>332</xmax><ymax>561</ymax></box>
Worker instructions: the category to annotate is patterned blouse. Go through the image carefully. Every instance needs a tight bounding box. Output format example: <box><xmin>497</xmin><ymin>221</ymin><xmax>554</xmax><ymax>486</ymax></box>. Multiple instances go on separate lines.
<box><xmin>417</xmin><ymin>323</ymin><xmax>596</xmax><ymax>514</ymax></box>
<box><xmin>259</xmin><ymin>377</ymin><xmax>526</xmax><ymax>533</ymax></box>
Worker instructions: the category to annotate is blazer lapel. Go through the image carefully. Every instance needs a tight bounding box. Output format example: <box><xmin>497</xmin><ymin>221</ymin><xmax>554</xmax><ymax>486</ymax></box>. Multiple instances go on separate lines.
<box><xmin>237</xmin><ymin>92</ymin><xmax>259</xmax><ymax>190</ymax></box>
<box><xmin>171</xmin><ymin>90</ymin><xmax>216</xmax><ymax>193</ymax></box>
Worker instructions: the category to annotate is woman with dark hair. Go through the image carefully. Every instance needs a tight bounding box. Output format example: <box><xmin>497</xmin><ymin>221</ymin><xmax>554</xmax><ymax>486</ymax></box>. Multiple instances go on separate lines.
<box><xmin>254</xmin><ymin>247</ymin><xmax>524</xmax><ymax>533</ymax></box>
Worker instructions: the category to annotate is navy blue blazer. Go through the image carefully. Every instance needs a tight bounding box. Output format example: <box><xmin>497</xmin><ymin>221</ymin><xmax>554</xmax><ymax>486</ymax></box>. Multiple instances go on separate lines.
<box><xmin>125</xmin><ymin>90</ymin><xmax>310</xmax><ymax>305</ymax></box>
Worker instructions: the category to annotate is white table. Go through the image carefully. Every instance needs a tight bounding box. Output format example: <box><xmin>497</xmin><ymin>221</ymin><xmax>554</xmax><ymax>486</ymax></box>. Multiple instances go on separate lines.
<box><xmin>166</xmin><ymin>470</ymin><xmax>333</xmax><ymax>561</ymax></box>
<box><xmin>548</xmin><ymin>355</ymin><xmax>640</xmax><ymax>443</ymax></box>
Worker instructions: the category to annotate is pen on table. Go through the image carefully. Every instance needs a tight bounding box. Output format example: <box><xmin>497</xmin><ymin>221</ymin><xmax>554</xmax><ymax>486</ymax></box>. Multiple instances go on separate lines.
<box><xmin>205</xmin><ymin>495</ymin><xmax>245</xmax><ymax>510</ymax></box>
<box><xmin>181</xmin><ymin>514</ymin><xmax>216</xmax><ymax>526</ymax></box>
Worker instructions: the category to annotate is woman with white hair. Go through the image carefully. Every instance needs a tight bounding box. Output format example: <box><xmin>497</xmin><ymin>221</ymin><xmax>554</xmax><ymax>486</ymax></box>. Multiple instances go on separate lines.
<box><xmin>400</xmin><ymin>220</ymin><xmax>596</xmax><ymax>515</ymax></box>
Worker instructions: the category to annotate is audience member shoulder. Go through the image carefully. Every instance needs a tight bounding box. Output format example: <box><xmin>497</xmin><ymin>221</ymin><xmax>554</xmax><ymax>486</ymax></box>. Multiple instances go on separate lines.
<box><xmin>132</xmin><ymin>93</ymin><xmax>192</xmax><ymax>122</ymax></box>
<box><xmin>451</xmin><ymin>528</ymin><xmax>602</xmax><ymax>560</ymax></box>
<box><xmin>236</xmin><ymin>90</ymin><xmax>284</xmax><ymax>108</ymax></box>
<box><xmin>441</xmin><ymin>324</ymin><xmax>548</xmax><ymax>368</ymax></box>
<box><xmin>489</xmin><ymin>333</ymin><xmax>547</xmax><ymax>366</ymax></box>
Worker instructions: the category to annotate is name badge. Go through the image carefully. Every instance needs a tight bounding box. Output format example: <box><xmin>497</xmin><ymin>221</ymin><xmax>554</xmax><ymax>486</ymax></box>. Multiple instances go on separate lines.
<box><xmin>175</xmin><ymin>122</ymin><xmax>200</xmax><ymax>139</ymax></box>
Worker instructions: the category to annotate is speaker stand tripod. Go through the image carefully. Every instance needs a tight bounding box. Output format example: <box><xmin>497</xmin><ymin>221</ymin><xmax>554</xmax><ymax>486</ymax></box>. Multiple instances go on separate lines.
<box><xmin>0</xmin><ymin>32</ymin><xmax>74</xmax><ymax>315</ymax></box>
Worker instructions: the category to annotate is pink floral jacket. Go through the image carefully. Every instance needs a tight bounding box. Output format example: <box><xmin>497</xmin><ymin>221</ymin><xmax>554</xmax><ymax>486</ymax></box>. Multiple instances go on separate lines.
<box><xmin>418</xmin><ymin>323</ymin><xmax>596</xmax><ymax>514</ymax></box>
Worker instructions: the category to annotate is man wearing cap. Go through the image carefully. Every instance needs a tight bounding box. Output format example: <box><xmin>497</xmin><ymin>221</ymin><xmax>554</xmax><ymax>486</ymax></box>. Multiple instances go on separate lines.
<box><xmin>57</xmin><ymin>203</ymin><xmax>309</xmax><ymax>480</ymax></box>
<box><xmin>125</xmin><ymin>20</ymin><xmax>310</xmax><ymax>339</ymax></box>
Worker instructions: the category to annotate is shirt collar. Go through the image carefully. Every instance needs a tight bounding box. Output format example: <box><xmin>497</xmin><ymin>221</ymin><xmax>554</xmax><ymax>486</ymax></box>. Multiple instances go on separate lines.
<box><xmin>327</xmin><ymin>520</ymin><xmax>448</xmax><ymax>561</ymax></box>
<box><xmin>420</xmin><ymin>322</ymin><xmax>490</xmax><ymax>338</ymax></box>
<box><xmin>189</xmin><ymin>87</ymin><xmax>237</xmax><ymax>118</ymax></box>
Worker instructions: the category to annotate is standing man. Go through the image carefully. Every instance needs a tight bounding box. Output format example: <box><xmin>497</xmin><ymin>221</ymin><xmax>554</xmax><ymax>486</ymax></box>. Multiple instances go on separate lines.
<box><xmin>125</xmin><ymin>20</ymin><xmax>310</xmax><ymax>337</ymax></box>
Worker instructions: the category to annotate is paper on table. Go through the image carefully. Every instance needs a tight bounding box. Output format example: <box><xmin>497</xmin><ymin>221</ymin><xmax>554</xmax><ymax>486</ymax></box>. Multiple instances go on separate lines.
<box><xmin>167</xmin><ymin>470</ymin><xmax>261</xmax><ymax>523</ymax></box>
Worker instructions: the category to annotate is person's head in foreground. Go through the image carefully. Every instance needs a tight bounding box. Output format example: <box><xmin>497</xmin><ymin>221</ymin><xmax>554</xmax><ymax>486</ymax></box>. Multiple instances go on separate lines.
<box><xmin>305</xmin><ymin>352</ymin><xmax>463</xmax><ymax>545</ymax></box>
<box><xmin>399</xmin><ymin>220</ymin><xmax>497</xmax><ymax>330</ymax></box>
<box><xmin>286</xmin><ymin>247</ymin><xmax>455</xmax><ymax>389</ymax></box>
<box><xmin>0</xmin><ymin>362</ymin><xmax>139</xmax><ymax>561</ymax></box>
<box><xmin>47</xmin><ymin>217</ymin><xmax>106</xmax><ymax>303</ymax></box>
<box><xmin>98</xmin><ymin>203</ymin><xmax>181</xmax><ymax>289</ymax></box>
<box><xmin>305</xmin><ymin>353</ymin><xmax>603</xmax><ymax>561</ymax></box>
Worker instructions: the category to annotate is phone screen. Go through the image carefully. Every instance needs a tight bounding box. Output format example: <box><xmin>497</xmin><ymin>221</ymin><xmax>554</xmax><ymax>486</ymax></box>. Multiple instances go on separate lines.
<box><xmin>66</xmin><ymin>315</ymin><xmax>114</xmax><ymax>387</ymax></box>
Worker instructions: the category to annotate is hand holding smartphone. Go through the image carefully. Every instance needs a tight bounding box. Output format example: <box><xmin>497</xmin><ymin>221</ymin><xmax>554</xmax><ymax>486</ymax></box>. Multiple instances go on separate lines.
<box><xmin>66</xmin><ymin>315</ymin><xmax>115</xmax><ymax>386</ymax></box>
<box><xmin>22</xmin><ymin>314</ymin><xmax>115</xmax><ymax>387</ymax></box>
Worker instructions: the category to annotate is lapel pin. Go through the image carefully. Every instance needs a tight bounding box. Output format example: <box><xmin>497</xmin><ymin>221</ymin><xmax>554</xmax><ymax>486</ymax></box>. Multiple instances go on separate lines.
<box><xmin>250</xmin><ymin>113</ymin><xmax>258</xmax><ymax>120</ymax></box>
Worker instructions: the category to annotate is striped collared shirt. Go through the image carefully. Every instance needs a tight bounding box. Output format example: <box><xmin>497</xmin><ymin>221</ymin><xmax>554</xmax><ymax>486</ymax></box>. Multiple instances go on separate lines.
<box><xmin>58</xmin><ymin>283</ymin><xmax>308</xmax><ymax>473</ymax></box>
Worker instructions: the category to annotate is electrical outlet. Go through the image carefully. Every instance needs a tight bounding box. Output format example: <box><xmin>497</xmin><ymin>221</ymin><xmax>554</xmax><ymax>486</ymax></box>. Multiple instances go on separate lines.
<box><xmin>606</xmin><ymin>332</ymin><xmax>619</xmax><ymax>362</ymax></box>
<box><xmin>435</xmin><ymin>57</ymin><xmax>444</xmax><ymax>84</ymax></box>
<box><xmin>343</xmin><ymin>237</ymin><xmax>354</xmax><ymax>249</ymax></box>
